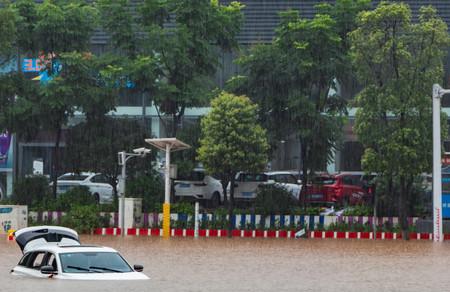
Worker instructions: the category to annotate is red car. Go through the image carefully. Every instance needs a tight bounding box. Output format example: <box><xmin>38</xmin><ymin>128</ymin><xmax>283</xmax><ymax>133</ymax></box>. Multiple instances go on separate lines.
<box><xmin>303</xmin><ymin>172</ymin><xmax>374</xmax><ymax>206</ymax></box>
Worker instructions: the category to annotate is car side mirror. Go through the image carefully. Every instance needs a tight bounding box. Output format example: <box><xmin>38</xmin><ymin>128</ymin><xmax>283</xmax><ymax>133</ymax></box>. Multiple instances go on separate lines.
<box><xmin>297</xmin><ymin>180</ymin><xmax>302</xmax><ymax>185</ymax></box>
<box><xmin>41</xmin><ymin>265</ymin><xmax>57</xmax><ymax>274</ymax></box>
<box><xmin>134</xmin><ymin>264</ymin><xmax>144</xmax><ymax>272</ymax></box>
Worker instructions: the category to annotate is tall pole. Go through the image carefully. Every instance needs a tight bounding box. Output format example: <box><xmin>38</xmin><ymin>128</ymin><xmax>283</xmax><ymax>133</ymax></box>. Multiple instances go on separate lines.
<box><xmin>162</xmin><ymin>143</ymin><xmax>171</xmax><ymax>238</ymax></box>
<box><xmin>432</xmin><ymin>84</ymin><xmax>450</xmax><ymax>242</ymax></box>
<box><xmin>119</xmin><ymin>152</ymin><xmax>126</xmax><ymax>237</ymax></box>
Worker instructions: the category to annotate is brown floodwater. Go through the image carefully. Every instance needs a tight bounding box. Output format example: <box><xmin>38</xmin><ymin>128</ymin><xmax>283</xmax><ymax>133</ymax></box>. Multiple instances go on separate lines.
<box><xmin>1</xmin><ymin>236</ymin><xmax>450</xmax><ymax>292</ymax></box>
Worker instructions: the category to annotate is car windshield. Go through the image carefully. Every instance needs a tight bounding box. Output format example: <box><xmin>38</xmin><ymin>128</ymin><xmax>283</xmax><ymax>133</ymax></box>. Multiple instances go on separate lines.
<box><xmin>59</xmin><ymin>252</ymin><xmax>132</xmax><ymax>273</ymax></box>
<box><xmin>58</xmin><ymin>174</ymin><xmax>89</xmax><ymax>181</ymax></box>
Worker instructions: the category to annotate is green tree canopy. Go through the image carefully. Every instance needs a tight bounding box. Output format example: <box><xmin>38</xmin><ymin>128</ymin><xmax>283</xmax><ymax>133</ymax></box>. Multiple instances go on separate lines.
<box><xmin>198</xmin><ymin>91</ymin><xmax>268</xmax><ymax>233</ymax></box>
<box><xmin>97</xmin><ymin>0</ymin><xmax>244</xmax><ymax>137</ymax></box>
<box><xmin>229</xmin><ymin>1</ymin><xmax>368</xmax><ymax>201</ymax></box>
<box><xmin>351</xmin><ymin>2</ymin><xmax>450</xmax><ymax>237</ymax></box>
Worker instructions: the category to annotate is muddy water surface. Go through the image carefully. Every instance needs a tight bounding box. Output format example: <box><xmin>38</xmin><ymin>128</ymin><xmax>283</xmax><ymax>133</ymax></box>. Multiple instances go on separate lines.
<box><xmin>1</xmin><ymin>236</ymin><xmax>450</xmax><ymax>292</ymax></box>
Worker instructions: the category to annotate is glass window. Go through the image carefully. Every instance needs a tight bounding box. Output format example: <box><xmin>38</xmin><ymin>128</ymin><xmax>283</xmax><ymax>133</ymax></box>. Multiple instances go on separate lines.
<box><xmin>58</xmin><ymin>174</ymin><xmax>89</xmax><ymax>181</ymax></box>
<box><xmin>241</xmin><ymin>174</ymin><xmax>267</xmax><ymax>182</ymax></box>
<box><xmin>31</xmin><ymin>252</ymin><xmax>46</xmax><ymax>269</ymax></box>
<box><xmin>18</xmin><ymin>253</ymin><xmax>32</xmax><ymax>267</ymax></box>
<box><xmin>92</xmin><ymin>175</ymin><xmax>109</xmax><ymax>184</ymax></box>
<box><xmin>312</xmin><ymin>176</ymin><xmax>336</xmax><ymax>185</ymax></box>
<box><xmin>59</xmin><ymin>252</ymin><xmax>133</xmax><ymax>273</ymax></box>
<box><xmin>47</xmin><ymin>253</ymin><xmax>57</xmax><ymax>270</ymax></box>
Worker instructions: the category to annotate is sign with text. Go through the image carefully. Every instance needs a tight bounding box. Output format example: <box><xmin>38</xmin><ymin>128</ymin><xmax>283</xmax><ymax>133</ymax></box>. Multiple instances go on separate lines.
<box><xmin>22</xmin><ymin>58</ymin><xmax>44</xmax><ymax>73</ymax></box>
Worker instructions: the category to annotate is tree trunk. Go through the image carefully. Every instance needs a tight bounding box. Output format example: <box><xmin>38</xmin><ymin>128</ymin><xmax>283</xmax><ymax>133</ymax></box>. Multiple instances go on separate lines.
<box><xmin>399</xmin><ymin>175</ymin><xmax>409</xmax><ymax>240</ymax></box>
<box><xmin>221</xmin><ymin>181</ymin><xmax>228</xmax><ymax>206</ymax></box>
<box><xmin>300</xmin><ymin>141</ymin><xmax>308</xmax><ymax>208</ymax></box>
<box><xmin>227</xmin><ymin>176</ymin><xmax>235</xmax><ymax>238</ymax></box>
<box><xmin>52</xmin><ymin>125</ymin><xmax>62</xmax><ymax>199</ymax></box>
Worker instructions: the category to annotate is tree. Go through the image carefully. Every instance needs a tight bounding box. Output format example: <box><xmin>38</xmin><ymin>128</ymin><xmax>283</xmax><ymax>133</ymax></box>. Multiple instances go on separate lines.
<box><xmin>197</xmin><ymin>92</ymin><xmax>268</xmax><ymax>235</ymax></box>
<box><xmin>351</xmin><ymin>3</ymin><xmax>449</xmax><ymax>238</ymax></box>
<box><xmin>97</xmin><ymin>0</ymin><xmax>244</xmax><ymax>137</ymax></box>
<box><xmin>229</xmin><ymin>1</ymin><xmax>368</xmax><ymax>205</ymax></box>
<box><xmin>64</xmin><ymin>117</ymin><xmax>153</xmax><ymax>191</ymax></box>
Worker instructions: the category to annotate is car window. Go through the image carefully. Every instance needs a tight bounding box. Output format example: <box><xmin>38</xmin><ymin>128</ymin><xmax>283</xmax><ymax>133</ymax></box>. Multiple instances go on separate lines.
<box><xmin>58</xmin><ymin>174</ymin><xmax>89</xmax><ymax>181</ymax></box>
<box><xmin>342</xmin><ymin>176</ymin><xmax>353</xmax><ymax>185</ymax></box>
<box><xmin>46</xmin><ymin>253</ymin><xmax>57</xmax><ymax>270</ymax></box>
<box><xmin>312</xmin><ymin>176</ymin><xmax>335</xmax><ymax>185</ymax></box>
<box><xmin>178</xmin><ymin>171</ymin><xmax>205</xmax><ymax>181</ymax></box>
<box><xmin>18</xmin><ymin>253</ymin><xmax>32</xmax><ymax>267</ymax></box>
<box><xmin>59</xmin><ymin>252</ymin><xmax>133</xmax><ymax>273</ymax></box>
<box><xmin>31</xmin><ymin>252</ymin><xmax>46</xmax><ymax>269</ymax></box>
<box><xmin>240</xmin><ymin>173</ymin><xmax>267</xmax><ymax>182</ymax></box>
<box><xmin>92</xmin><ymin>175</ymin><xmax>109</xmax><ymax>184</ymax></box>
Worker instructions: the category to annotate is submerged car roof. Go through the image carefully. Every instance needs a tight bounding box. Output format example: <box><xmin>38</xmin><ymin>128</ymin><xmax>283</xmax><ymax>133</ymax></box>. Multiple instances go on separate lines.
<box><xmin>34</xmin><ymin>244</ymin><xmax>117</xmax><ymax>254</ymax></box>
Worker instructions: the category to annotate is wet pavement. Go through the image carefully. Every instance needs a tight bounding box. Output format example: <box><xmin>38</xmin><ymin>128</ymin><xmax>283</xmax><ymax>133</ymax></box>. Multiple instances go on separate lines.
<box><xmin>1</xmin><ymin>236</ymin><xmax>450</xmax><ymax>292</ymax></box>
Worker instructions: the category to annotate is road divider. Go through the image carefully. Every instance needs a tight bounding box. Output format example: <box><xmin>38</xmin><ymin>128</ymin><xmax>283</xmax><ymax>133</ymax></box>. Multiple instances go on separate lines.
<box><xmin>93</xmin><ymin>228</ymin><xmax>445</xmax><ymax>240</ymax></box>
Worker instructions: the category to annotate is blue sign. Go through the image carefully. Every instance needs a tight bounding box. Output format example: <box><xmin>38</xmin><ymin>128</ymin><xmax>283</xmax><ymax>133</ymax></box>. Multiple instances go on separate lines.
<box><xmin>443</xmin><ymin>194</ymin><xmax>450</xmax><ymax>219</ymax></box>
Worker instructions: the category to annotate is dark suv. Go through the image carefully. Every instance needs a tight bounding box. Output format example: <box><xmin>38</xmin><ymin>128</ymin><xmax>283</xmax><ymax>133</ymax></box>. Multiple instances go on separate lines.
<box><xmin>304</xmin><ymin>172</ymin><xmax>374</xmax><ymax>206</ymax></box>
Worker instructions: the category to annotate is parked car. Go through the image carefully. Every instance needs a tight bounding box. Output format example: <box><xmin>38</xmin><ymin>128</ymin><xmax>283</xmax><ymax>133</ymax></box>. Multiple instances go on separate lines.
<box><xmin>265</xmin><ymin>171</ymin><xmax>302</xmax><ymax>201</ymax></box>
<box><xmin>304</xmin><ymin>172</ymin><xmax>374</xmax><ymax>206</ymax></box>
<box><xmin>225</xmin><ymin>171</ymin><xmax>302</xmax><ymax>203</ymax></box>
<box><xmin>225</xmin><ymin>172</ymin><xmax>268</xmax><ymax>202</ymax></box>
<box><xmin>52</xmin><ymin>172</ymin><xmax>114</xmax><ymax>204</ymax></box>
<box><xmin>11</xmin><ymin>226</ymin><xmax>148</xmax><ymax>280</ymax></box>
<box><xmin>173</xmin><ymin>169</ymin><xmax>222</xmax><ymax>207</ymax></box>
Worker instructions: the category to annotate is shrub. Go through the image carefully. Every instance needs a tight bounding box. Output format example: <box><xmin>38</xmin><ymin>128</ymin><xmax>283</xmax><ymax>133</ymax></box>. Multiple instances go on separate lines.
<box><xmin>61</xmin><ymin>205</ymin><xmax>100</xmax><ymax>234</ymax></box>
<box><xmin>254</xmin><ymin>184</ymin><xmax>297</xmax><ymax>215</ymax></box>
<box><xmin>342</xmin><ymin>205</ymin><xmax>372</xmax><ymax>216</ymax></box>
<box><xmin>171</xmin><ymin>202</ymin><xmax>195</xmax><ymax>215</ymax></box>
<box><xmin>11</xmin><ymin>176</ymin><xmax>50</xmax><ymax>206</ymax></box>
<box><xmin>51</xmin><ymin>186</ymin><xmax>97</xmax><ymax>211</ymax></box>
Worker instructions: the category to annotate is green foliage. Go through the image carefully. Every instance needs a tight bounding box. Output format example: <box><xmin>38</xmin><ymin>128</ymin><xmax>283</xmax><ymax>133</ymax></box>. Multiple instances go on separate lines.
<box><xmin>51</xmin><ymin>186</ymin><xmax>97</xmax><ymax>212</ymax></box>
<box><xmin>126</xmin><ymin>172</ymin><xmax>164</xmax><ymax>212</ymax></box>
<box><xmin>61</xmin><ymin>205</ymin><xmax>100</xmax><ymax>234</ymax></box>
<box><xmin>0</xmin><ymin>3</ymin><xmax>17</xmax><ymax>62</ymax></box>
<box><xmin>351</xmin><ymin>2</ymin><xmax>449</xmax><ymax>231</ymax></box>
<box><xmin>254</xmin><ymin>184</ymin><xmax>297</xmax><ymax>215</ymax></box>
<box><xmin>11</xmin><ymin>176</ymin><xmax>50</xmax><ymax>206</ymax></box>
<box><xmin>98</xmin><ymin>0</ymin><xmax>244</xmax><ymax>137</ymax></box>
<box><xmin>342</xmin><ymin>205</ymin><xmax>372</xmax><ymax>216</ymax></box>
<box><xmin>171</xmin><ymin>202</ymin><xmax>195</xmax><ymax>215</ymax></box>
<box><xmin>198</xmin><ymin>92</ymin><xmax>269</xmax><ymax>182</ymax></box>
<box><xmin>229</xmin><ymin>1</ymin><xmax>368</xmax><ymax>190</ymax></box>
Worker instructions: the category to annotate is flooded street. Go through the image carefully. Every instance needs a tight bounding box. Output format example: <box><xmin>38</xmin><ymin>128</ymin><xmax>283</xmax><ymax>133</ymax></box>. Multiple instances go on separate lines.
<box><xmin>2</xmin><ymin>236</ymin><xmax>450</xmax><ymax>291</ymax></box>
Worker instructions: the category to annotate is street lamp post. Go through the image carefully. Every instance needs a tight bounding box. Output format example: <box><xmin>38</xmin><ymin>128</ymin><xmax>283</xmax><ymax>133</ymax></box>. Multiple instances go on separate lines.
<box><xmin>117</xmin><ymin>147</ymin><xmax>151</xmax><ymax>237</ymax></box>
<box><xmin>432</xmin><ymin>84</ymin><xmax>450</xmax><ymax>242</ymax></box>
<box><xmin>145</xmin><ymin>138</ymin><xmax>190</xmax><ymax>238</ymax></box>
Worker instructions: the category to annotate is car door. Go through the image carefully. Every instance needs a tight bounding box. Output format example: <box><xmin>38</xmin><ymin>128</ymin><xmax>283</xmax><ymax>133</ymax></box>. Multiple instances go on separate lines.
<box><xmin>13</xmin><ymin>251</ymin><xmax>49</xmax><ymax>278</ymax></box>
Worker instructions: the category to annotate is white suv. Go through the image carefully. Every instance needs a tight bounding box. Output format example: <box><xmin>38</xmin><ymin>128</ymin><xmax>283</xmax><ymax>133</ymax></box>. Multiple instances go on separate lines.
<box><xmin>54</xmin><ymin>172</ymin><xmax>114</xmax><ymax>204</ymax></box>
<box><xmin>173</xmin><ymin>169</ymin><xmax>223</xmax><ymax>207</ymax></box>
<box><xmin>225</xmin><ymin>171</ymin><xmax>302</xmax><ymax>202</ymax></box>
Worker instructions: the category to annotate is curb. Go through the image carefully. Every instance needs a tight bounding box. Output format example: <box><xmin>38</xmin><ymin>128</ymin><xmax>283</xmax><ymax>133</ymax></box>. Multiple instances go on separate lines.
<box><xmin>93</xmin><ymin>228</ymin><xmax>444</xmax><ymax>240</ymax></box>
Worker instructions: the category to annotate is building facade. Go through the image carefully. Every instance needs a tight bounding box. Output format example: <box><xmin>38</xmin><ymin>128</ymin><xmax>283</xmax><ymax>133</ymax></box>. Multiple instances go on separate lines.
<box><xmin>3</xmin><ymin>0</ymin><xmax>450</xmax><ymax>196</ymax></box>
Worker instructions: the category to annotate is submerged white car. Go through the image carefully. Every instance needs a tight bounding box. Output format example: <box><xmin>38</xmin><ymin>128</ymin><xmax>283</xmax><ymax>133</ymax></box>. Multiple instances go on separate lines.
<box><xmin>11</xmin><ymin>226</ymin><xmax>148</xmax><ymax>280</ymax></box>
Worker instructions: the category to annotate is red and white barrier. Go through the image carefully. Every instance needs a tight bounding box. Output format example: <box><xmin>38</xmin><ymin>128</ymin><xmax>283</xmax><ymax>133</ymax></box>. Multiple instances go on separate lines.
<box><xmin>93</xmin><ymin>228</ymin><xmax>442</xmax><ymax>240</ymax></box>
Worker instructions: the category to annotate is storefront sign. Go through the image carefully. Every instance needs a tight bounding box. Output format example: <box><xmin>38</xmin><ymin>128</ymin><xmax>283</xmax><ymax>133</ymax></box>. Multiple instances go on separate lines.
<box><xmin>0</xmin><ymin>133</ymin><xmax>13</xmax><ymax>170</ymax></box>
